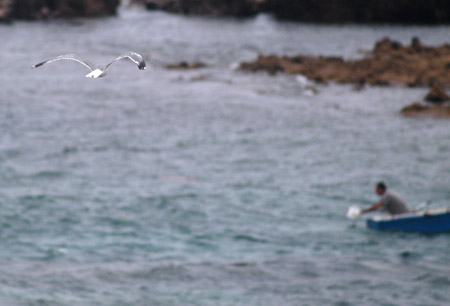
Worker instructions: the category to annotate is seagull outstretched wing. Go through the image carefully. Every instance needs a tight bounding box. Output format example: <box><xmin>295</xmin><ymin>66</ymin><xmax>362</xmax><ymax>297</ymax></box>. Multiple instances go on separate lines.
<box><xmin>32</xmin><ymin>54</ymin><xmax>95</xmax><ymax>71</ymax></box>
<box><xmin>105</xmin><ymin>52</ymin><xmax>146</xmax><ymax>70</ymax></box>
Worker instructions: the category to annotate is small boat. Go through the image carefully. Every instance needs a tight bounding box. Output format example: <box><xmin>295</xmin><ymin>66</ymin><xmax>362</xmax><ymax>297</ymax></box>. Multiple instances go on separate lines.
<box><xmin>366</xmin><ymin>207</ymin><xmax>450</xmax><ymax>233</ymax></box>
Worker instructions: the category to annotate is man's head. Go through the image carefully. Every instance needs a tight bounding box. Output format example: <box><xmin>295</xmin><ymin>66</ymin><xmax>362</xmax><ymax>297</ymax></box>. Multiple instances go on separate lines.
<box><xmin>375</xmin><ymin>182</ymin><xmax>387</xmax><ymax>196</ymax></box>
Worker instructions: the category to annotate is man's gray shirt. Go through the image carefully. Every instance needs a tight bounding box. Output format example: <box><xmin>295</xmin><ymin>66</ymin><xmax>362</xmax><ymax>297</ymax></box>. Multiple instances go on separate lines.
<box><xmin>380</xmin><ymin>190</ymin><xmax>411</xmax><ymax>215</ymax></box>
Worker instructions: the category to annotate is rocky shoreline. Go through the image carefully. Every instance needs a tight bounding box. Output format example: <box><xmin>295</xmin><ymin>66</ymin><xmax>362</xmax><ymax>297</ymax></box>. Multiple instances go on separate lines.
<box><xmin>0</xmin><ymin>0</ymin><xmax>119</xmax><ymax>22</ymax></box>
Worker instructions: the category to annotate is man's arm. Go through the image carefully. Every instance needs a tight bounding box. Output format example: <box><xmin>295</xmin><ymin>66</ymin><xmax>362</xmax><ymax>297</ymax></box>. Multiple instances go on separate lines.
<box><xmin>361</xmin><ymin>201</ymin><xmax>383</xmax><ymax>214</ymax></box>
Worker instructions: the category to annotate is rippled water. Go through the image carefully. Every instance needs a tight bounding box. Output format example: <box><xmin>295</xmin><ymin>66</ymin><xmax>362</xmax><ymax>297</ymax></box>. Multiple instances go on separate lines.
<box><xmin>1</xmin><ymin>7</ymin><xmax>449</xmax><ymax>306</ymax></box>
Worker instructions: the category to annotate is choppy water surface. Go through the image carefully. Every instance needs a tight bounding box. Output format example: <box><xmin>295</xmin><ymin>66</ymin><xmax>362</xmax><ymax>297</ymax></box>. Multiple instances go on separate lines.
<box><xmin>0</xmin><ymin>8</ymin><xmax>449</xmax><ymax>306</ymax></box>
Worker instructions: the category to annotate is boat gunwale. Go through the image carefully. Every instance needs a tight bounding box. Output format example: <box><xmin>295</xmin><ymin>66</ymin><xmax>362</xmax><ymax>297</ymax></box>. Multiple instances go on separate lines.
<box><xmin>369</xmin><ymin>207</ymin><xmax>450</xmax><ymax>222</ymax></box>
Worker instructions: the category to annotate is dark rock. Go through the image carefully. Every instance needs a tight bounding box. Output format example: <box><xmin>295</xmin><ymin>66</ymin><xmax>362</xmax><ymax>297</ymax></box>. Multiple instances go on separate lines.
<box><xmin>0</xmin><ymin>0</ymin><xmax>12</xmax><ymax>22</ymax></box>
<box><xmin>145</xmin><ymin>0</ymin><xmax>181</xmax><ymax>12</ymax></box>
<box><xmin>144</xmin><ymin>0</ymin><xmax>262</xmax><ymax>17</ymax></box>
<box><xmin>165</xmin><ymin>61</ymin><xmax>208</xmax><ymax>69</ymax></box>
<box><xmin>137</xmin><ymin>0</ymin><xmax>450</xmax><ymax>24</ymax></box>
<box><xmin>239</xmin><ymin>55</ymin><xmax>286</xmax><ymax>75</ymax></box>
<box><xmin>401</xmin><ymin>102</ymin><xmax>429</xmax><ymax>113</ymax></box>
<box><xmin>142</xmin><ymin>0</ymin><xmax>450</xmax><ymax>24</ymax></box>
<box><xmin>374</xmin><ymin>38</ymin><xmax>402</xmax><ymax>55</ymax></box>
<box><xmin>2</xmin><ymin>0</ymin><xmax>119</xmax><ymax>21</ymax></box>
<box><xmin>425</xmin><ymin>84</ymin><xmax>450</xmax><ymax>103</ymax></box>
<box><xmin>262</xmin><ymin>0</ymin><xmax>450</xmax><ymax>24</ymax></box>
<box><xmin>401</xmin><ymin>102</ymin><xmax>450</xmax><ymax>118</ymax></box>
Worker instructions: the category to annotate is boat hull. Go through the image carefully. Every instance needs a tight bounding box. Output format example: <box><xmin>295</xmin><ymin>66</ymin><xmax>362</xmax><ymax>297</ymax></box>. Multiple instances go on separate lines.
<box><xmin>366</xmin><ymin>208</ymin><xmax>450</xmax><ymax>233</ymax></box>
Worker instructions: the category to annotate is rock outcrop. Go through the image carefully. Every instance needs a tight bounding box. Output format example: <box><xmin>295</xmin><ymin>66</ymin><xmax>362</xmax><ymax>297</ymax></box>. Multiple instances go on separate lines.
<box><xmin>401</xmin><ymin>84</ymin><xmax>450</xmax><ymax>118</ymax></box>
<box><xmin>140</xmin><ymin>0</ymin><xmax>450</xmax><ymax>24</ymax></box>
<box><xmin>0</xmin><ymin>0</ymin><xmax>119</xmax><ymax>21</ymax></box>
<box><xmin>239</xmin><ymin>38</ymin><xmax>450</xmax><ymax>88</ymax></box>
<box><xmin>239</xmin><ymin>37</ymin><xmax>450</xmax><ymax>119</ymax></box>
<box><xmin>401</xmin><ymin>103</ymin><xmax>450</xmax><ymax>118</ymax></box>
<box><xmin>144</xmin><ymin>0</ymin><xmax>262</xmax><ymax>17</ymax></box>
<box><xmin>261</xmin><ymin>0</ymin><xmax>450</xmax><ymax>24</ymax></box>
<box><xmin>425</xmin><ymin>84</ymin><xmax>450</xmax><ymax>103</ymax></box>
<box><xmin>165</xmin><ymin>61</ymin><xmax>208</xmax><ymax>70</ymax></box>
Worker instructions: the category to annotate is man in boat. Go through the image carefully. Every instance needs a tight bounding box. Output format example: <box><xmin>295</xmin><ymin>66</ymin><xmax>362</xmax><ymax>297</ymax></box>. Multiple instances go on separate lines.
<box><xmin>361</xmin><ymin>182</ymin><xmax>412</xmax><ymax>215</ymax></box>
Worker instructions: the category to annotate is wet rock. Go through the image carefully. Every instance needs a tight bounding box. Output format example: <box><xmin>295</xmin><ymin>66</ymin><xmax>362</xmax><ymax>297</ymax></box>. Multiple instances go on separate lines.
<box><xmin>144</xmin><ymin>0</ymin><xmax>181</xmax><ymax>12</ymax></box>
<box><xmin>262</xmin><ymin>0</ymin><xmax>450</xmax><ymax>24</ymax></box>
<box><xmin>0</xmin><ymin>0</ymin><xmax>12</xmax><ymax>22</ymax></box>
<box><xmin>2</xmin><ymin>0</ymin><xmax>119</xmax><ymax>21</ymax></box>
<box><xmin>239</xmin><ymin>38</ymin><xmax>450</xmax><ymax>88</ymax></box>
<box><xmin>401</xmin><ymin>102</ymin><xmax>429</xmax><ymax>113</ymax></box>
<box><xmin>401</xmin><ymin>102</ymin><xmax>450</xmax><ymax>118</ymax></box>
<box><xmin>425</xmin><ymin>84</ymin><xmax>450</xmax><ymax>103</ymax></box>
<box><xmin>373</xmin><ymin>38</ymin><xmax>402</xmax><ymax>55</ymax></box>
<box><xmin>239</xmin><ymin>55</ymin><xmax>286</xmax><ymax>75</ymax></box>
<box><xmin>165</xmin><ymin>61</ymin><xmax>208</xmax><ymax>70</ymax></box>
<box><xmin>141</xmin><ymin>0</ymin><xmax>450</xmax><ymax>24</ymax></box>
<box><xmin>144</xmin><ymin>0</ymin><xmax>262</xmax><ymax>16</ymax></box>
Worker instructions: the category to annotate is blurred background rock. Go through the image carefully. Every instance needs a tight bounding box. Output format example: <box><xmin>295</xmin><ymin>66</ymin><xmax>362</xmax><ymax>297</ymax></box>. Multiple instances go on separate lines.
<box><xmin>0</xmin><ymin>0</ymin><xmax>119</xmax><ymax>21</ymax></box>
<box><xmin>2</xmin><ymin>0</ymin><xmax>449</xmax><ymax>23</ymax></box>
<box><xmin>140</xmin><ymin>0</ymin><xmax>450</xmax><ymax>23</ymax></box>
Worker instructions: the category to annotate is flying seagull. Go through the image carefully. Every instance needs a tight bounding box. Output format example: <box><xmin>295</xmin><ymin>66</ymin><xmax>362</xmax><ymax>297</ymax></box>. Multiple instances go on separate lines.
<box><xmin>32</xmin><ymin>52</ymin><xmax>146</xmax><ymax>78</ymax></box>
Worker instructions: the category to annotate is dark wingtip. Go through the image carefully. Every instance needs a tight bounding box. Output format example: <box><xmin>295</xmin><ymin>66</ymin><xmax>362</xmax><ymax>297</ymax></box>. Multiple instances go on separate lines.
<box><xmin>138</xmin><ymin>61</ymin><xmax>146</xmax><ymax>70</ymax></box>
<box><xmin>32</xmin><ymin>61</ymin><xmax>46</xmax><ymax>68</ymax></box>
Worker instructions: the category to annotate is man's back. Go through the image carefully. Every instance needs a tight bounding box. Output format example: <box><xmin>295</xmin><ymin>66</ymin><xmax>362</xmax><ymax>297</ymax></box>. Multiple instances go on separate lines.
<box><xmin>380</xmin><ymin>190</ymin><xmax>411</xmax><ymax>215</ymax></box>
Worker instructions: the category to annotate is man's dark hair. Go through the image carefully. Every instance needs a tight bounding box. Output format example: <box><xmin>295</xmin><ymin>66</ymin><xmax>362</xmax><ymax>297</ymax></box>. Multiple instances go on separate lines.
<box><xmin>376</xmin><ymin>182</ymin><xmax>387</xmax><ymax>191</ymax></box>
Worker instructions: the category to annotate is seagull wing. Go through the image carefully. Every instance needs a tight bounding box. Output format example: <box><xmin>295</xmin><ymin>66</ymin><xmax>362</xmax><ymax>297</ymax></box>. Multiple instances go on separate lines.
<box><xmin>32</xmin><ymin>54</ymin><xmax>95</xmax><ymax>71</ymax></box>
<box><xmin>105</xmin><ymin>52</ymin><xmax>146</xmax><ymax>70</ymax></box>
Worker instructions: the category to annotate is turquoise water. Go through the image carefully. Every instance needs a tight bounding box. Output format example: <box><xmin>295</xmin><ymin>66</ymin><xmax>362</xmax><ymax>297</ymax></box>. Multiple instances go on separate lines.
<box><xmin>0</xmin><ymin>8</ymin><xmax>449</xmax><ymax>305</ymax></box>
